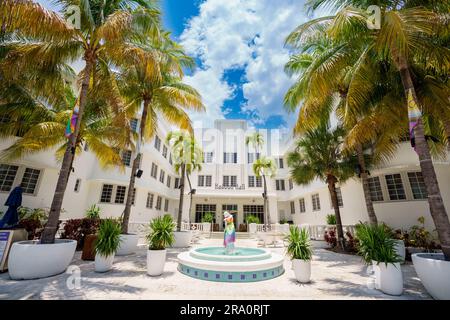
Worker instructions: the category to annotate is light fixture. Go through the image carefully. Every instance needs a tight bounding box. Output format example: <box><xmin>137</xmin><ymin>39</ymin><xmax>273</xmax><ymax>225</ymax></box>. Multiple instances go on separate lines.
<box><xmin>135</xmin><ymin>169</ymin><xmax>143</xmax><ymax>178</ymax></box>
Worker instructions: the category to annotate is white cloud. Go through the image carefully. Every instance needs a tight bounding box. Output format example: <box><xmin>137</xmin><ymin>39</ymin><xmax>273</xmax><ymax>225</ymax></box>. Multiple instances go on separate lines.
<box><xmin>180</xmin><ymin>0</ymin><xmax>308</xmax><ymax>128</ymax></box>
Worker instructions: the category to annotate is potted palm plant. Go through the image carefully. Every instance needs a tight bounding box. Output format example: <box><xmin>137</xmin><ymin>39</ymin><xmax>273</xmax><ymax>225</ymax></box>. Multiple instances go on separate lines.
<box><xmin>286</xmin><ymin>225</ymin><xmax>312</xmax><ymax>283</ymax></box>
<box><xmin>355</xmin><ymin>223</ymin><xmax>403</xmax><ymax>296</ymax></box>
<box><xmin>94</xmin><ymin>219</ymin><xmax>121</xmax><ymax>273</ymax></box>
<box><xmin>246</xmin><ymin>215</ymin><xmax>260</xmax><ymax>235</ymax></box>
<box><xmin>146</xmin><ymin>214</ymin><xmax>175</xmax><ymax>276</ymax></box>
<box><xmin>201</xmin><ymin>212</ymin><xmax>214</xmax><ymax>233</ymax></box>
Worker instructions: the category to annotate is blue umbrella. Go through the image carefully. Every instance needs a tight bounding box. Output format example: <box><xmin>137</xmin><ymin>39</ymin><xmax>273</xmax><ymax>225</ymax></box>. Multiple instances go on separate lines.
<box><xmin>0</xmin><ymin>186</ymin><xmax>22</xmax><ymax>229</ymax></box>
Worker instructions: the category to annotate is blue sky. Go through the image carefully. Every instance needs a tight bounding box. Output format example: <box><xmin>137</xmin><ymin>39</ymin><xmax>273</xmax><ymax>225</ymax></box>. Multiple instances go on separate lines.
<box><xmin>38</xmin><ymin>0</ymin><xmax>313</xmax><ymax>129</ymax></box>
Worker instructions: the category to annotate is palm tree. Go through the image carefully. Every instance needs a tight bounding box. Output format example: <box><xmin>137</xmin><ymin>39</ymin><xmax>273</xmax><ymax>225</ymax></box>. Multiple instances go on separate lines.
<box><xmin>166</xmin><ymin>131</ymin><xmax>203</xmax><ymax>232</ymax></box>
<box><xmin>288</xmin><ymin>124</ymin><xmax>355</xmax><ymax>250</ymax></box>
<box><xmin>2</xmin><ymin>0</ymin><xmax>160</xmax><ymax>243</ymax></box>
<box><xmin>252</xmin><ymin>157</ymin><xmax>277</xmax><ymax>229</ymax></box>
<box><xmin>293</xmin><ymin>0</ymin><xmax>450</xmax><ymax>259</ymax></box>
<box><xmin>117</xmin><ymin>32</ymin><xmax>204</xmax><ymax>234</ymax></box>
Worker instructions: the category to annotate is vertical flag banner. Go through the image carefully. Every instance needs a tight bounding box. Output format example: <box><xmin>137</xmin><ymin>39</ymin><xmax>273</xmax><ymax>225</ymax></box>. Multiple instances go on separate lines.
<box><xmin>65</xmin><ymin>101</ymin><xmax>79</xmax><ymax>138</ymax></box>
<box><xmin>407</xmin><ymin>89</ymin><xmax>422</xmax><ymax>150</ymax></box>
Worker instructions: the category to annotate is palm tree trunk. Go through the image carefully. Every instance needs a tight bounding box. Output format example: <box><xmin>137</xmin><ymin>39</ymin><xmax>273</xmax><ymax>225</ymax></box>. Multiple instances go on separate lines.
<box><xmin>356</xmin><ymin>145</ymin><xmax>378</xmax><ymax>225</ymax></box>
<box><xmin>262</xmin><ymin>174</ymin><xmax>268</xmax><ymax>231</ymax></box>
<box><xmin>327</xmin><ymin>175</ymin><xmax>346</xmax><ymax>251</ymax></box>
<box><xmin>121</xmin><ymin>98</ymin><xmax>151</xmax><ymax>234</ymax></box>
<box><xmin>177</xmin><ymin>163</ymin><xmax>186</xmax><ymax>232</ymax></box>
<box><xmin>396</xmin><ymin>57</ymin><xmax>450</xmax><ymax>260</ymax></box>
<box><xmin>186</xmin><ymin>172</ymin><xmax>193</xmax><ymax>225</ymax></box>
<box><xmin>41</xmin><ymin>55</ymin><xmax>95</xmax><ymax>244</ymax></box>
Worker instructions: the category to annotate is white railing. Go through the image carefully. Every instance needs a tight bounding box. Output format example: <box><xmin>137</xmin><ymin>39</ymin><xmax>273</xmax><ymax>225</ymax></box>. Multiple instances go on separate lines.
<box><xmin>181</xmin><ymin>222</ymin><xmax>212</xmax><ymax>233</ymax></box>
<box><xmin>307</xmin><ymin>225</ymin><xmax>356</xmax><ymax>240</ymax></box>
<box><xmin>255</xmin><ymin>224</ymin><xmax>290</xmax><ymax>233</ymax></box>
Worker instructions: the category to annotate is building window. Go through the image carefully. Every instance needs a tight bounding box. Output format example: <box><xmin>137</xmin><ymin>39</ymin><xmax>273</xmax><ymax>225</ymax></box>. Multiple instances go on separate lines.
<box><xmin>408</xmin><ymin>172</ymin><xmax>427</xmax><ymax>200</ymax></box>
<box><xmin>21</xmin><ymin>168</ymin><xmax>41</xmax><ymax>195</ymax></box>
<box><xmin>174</xmin><ymin>177</ymin><xmax>180</xmax><ymax>189</ymax></box>
<box><xmin>131</xmin><ymin>188</ymin><xmax>136</xmax><ymax>206</ymax></box>
<box><xmin>204</xmin><ymin>152</ymin><xmax>214</xmax><ymax>163</ymax></box>
<box><xmin>248</xmin><ymin>176</ymin><xmax>255</xmax><ymax>188</ymax></box>
<box><xmin>74</xmin><ymin>179</ymin><xmax>81</xmax><ymax>193</ymax></box>
<box><xmin>331</xmin><ymin>187</ymin><xmax>344</xmax><ymax>208</ymax></box>
<box><xmin>0</xmin><ymin>164</ymin><xmax>19</xmax><ymax>192</ymax></box>
<box><xmin>100</xmin><ymin>184</ymin><xmax>113</xmax><ymax>203</ymax></box>
<box><xmin>223</xmin><ymin>175</ymin><xmax>237</xmax><ymax>187</ymax></box>
<box><xmin>84</xmin><ymin>143</ymin><xmax>89</xmax><ymax>152</ymax></box>
<box><xmin>299</xmin><ymin>198</ymin><xmax>306</xmax><ymax>213</ymax></box>
<box><xmin>155</xmin><ymin>196</ymin><xmax>162</xmax><ymax>210</ymax></box>
<box><xmin>195</xmin><ymin>204</ymin><xmax>216</xmax><ymax>223</ymax></box>
<box><xmin>162</xmin><ymin>145</ymin><xmax>168</xmax><ymax>158</ymax></box>
<box><xmin>312</xmin><ymin>193</ymin><xmax>321</xmax><ymax>211</ymax></box>
<box><xmin>289</xmin><ymin>178</ymin><xmax>293</xmax><ymax>190</ymax></box>
<box><xmin>146</xmin><ymin>193</ymin><xmax>154</xmax><ymax>209</ymax></box>
<box><xmin>243</xmin><ymin>205</ymin><xmax>264</xmax><ymax>224</ymax></box>
<box><xmin>205</xmin><ymin>175</ymin><xmax>212</xmax><ymax>187</ymax></box>
<box><xmin>159</xmin><ymin>170</ymin><xmax>165</xmax><ymax>184</ymax></box>
<box><xmin>247</xmin><ymin>153</ymin><xmax>260</xmax><ymax>164</ymax></box>
<box><xmin>154</xmin><ymin>135</ymin><xmax>161</xmax><ymax>151</ymax></box>
<box><xmin>198</xmin><ymin>175</ymin><xmax>205</xmax><ymax>187</ymax></box>
<box><xmin>278</xmin><ymin>158</ymin><xmax>284</xmax><ymax>169</ymax></box>
<box><xmin>275</xmin><ymin>179</ymin><xmax>285</xmax><ymax>191</ymax></box>
<box><xmin>223</xmin><ymin>152</ymin><xmax>237</xmax><ymax>164</ymax></box>
<box><xmin>169</xmin><ymin>153</ymin><xmax>173</xmax><ymax>165</ymax></box>
<box><xmin>164</xmin><ymin>199</ymin><xmax>169</xmax><ymax>212</ymax></box>
<box><xmin>130</xmin><ymin>118</ymin><xmax>138</xmax><ymax>132</ymax></box>
<box><xmin>115</xmin><ymin>186</ymin><xmax>127</xmax><ymax>204</ymax></box>
<box><xmin>121</xmin><ymin>150</ymin><xmax>132</xmax><ymax>167</ymax></box>
<box><xmin>368</xmin><ymin>177</ymin><xmax>384</xmax><ymax>202</ymax></box>
<box><xmin>151</xmin><ymin>163</ymin><xmax>158</xmax><ymax>179</ymax></box>
<box><xmin>166</xmin><ymin>176</ymin><xmax>171</xmax><ymax>188</ymax></box>
<box><xmin>385</xmin><ymin>174</ymin><xmax>406</xmax><ymax>200</ymax></box>
<box><xmin>290</xmin><ymin>201</ymin><xmax>295</xmax><ymax>214</ymax></box>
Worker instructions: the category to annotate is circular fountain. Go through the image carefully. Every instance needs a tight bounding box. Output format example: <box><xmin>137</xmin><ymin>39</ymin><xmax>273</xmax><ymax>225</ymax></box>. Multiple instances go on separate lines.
<box><xmin>177</xmin><ymin>246</ymin><xmax>285</xmax><ymax>282</ymax></box>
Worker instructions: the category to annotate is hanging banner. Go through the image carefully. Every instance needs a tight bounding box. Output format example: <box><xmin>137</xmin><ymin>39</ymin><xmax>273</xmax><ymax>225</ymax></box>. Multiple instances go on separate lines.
<box><xmin>65</xmin><ymin>101</ymin><xmax>79</xmax><ymax>138</ymax></box>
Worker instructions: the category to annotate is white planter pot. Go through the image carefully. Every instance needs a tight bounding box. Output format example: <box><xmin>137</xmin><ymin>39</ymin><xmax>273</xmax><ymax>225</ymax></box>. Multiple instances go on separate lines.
<box><xmin>394</xmin><ymin>240</ymin><xmax>406</xmax><ymax>264</ymax></box>
<box><xmin>8</xmin><ymin>239</ymin><xmax>77</xmax><ymax>280</ymax></box>
<box><xmin>249</xmin><ymin>223</ymin><xmax>257</xmax><ymax>234</ymax></box>
<box><xmin>172</xmin><ymin>231</ymin><xmax>192</xmax><ymax>248</ymax></box>
<box><xmin>412</xmin><ymin>253</ymin><xmax>450</xmax><ymax>300</ymax></box>
<box><xmin>372</xmin><ymin>261</ymin><xmax>403</xmax><ymax>295</ymax></box>
<box><xmin>95</xmin><ymin>253</ymin><xmax>115</xmax><ymax>272</ymax></box>
<box><xmin>116</xmin><ymin>234</ymin><xmax>139</xmax><ymax>256</ymax></box>
<box><xmin>292</xmin><ymin>259</ymin><xmax>311</xmax><ymax>283</ymax></box>
<box><xmin>202</xmin><ymin>223</ymin><xmax>212</xmax><ymax>233</ymax></box>
<box><xmin>147</xmin><ymin>249</ymin><xmax>167</xmax><ymax>276</ymax></box>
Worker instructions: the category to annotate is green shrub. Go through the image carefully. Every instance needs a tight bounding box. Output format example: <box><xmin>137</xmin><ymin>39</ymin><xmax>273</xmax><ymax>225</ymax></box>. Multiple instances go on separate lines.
<box><xmin>245</xmin><ymin>215</ymin><xmax>260</xmax><ymax>224</ymax></box>
<box><xmin>147</xmin><ymin>214</ymin><xmax>176</xmax><ymax>250</ymax></box>
<box><xmin>201</xmin><ymin>212</ymin><xmax>214</xmax><ymax>223</ymax></box>
<box><xmin>86</xmin><ymin>205</ymin><xmax>101</xmax><ymax>219</ymax></box>
<box><xmin>286</xmin><ymin>226</ymin><xmax>312</xmax><ymax>260</ymax></box>
<box><xmin>326</xmin><ymin>214</ymin><xmax>336</xmax><ymax>225</ymax></box>
<box><xmin>355</xmin><ymin>222</ymin><xmax>401</xmax><ymax>265</ymax></box>
<box><xmin>95</xmin><ymin>219</ymin><xmax>122</xmax><ymax>257</ymax></box>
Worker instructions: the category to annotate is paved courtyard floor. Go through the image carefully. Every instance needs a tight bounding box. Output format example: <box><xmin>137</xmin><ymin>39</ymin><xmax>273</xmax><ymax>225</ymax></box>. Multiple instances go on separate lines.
<box><xmin>0</xmin><ymin>238</ymin><xmax>431</xmax><ymax>300</ymax></box>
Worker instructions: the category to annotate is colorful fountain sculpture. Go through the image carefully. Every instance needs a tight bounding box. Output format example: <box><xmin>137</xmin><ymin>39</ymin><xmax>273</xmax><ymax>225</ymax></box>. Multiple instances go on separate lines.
<box><xmin>177</xmin><ymin>211</ymin><xmax>284</xmax><ymax>282</ymax></box>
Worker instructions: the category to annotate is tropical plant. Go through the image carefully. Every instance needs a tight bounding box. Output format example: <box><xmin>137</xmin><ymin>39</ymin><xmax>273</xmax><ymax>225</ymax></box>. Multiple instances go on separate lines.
<box><xmin>166</xmin><ymin>131</ymin><xmax>203</xmax><ymax>231</ymax></box>
<box><xmin>252</xmin><ymin>157</ymin><xmax>277</xmax><ymax>227</ymax></box>
<box><xmin>95</xmin><ymin>218</ymin><xmax>122</xmax><ymax>258</ymax></box>
<box><xmin>1</xmin><ymin>0</ymin><xmax>161</xmax><ymax>244</ymax></box>
<box><xmin>355</xmin><ymin>222</ymin><xmax>401</xmax><ymax>266</ymax></box>
<box><xmin>288</xmin><ymin>123</ymin><xmax>356</xmax><ymax>250</ymax></box>
<box><xmin>286</xmin><ymin>0</ymin><xmax>450</xmax><ymax>260</ymax></box>
<box><xmin>245</xmin><ymin>215</ymin><xmax>261</xmax><ymax>224</ymax></box>
<box><xmin>86</xmin><ymin>205</ymin><xmax>101</xmax><ymax>220</ymax></box>
<box><xmin>201</xmin><ymin>212</ymin><xmax>214</xmax><ymax>223</ymax></box>
<box><xmin>118</xmin><ymin>31</ymin><xmax>204</xmax><ymax>234</ymax></box>
<box><xmin>286</xmin><ymin>226</ymin><xmax>312</xmax><ymax>261</ymax></box>
<box><xmin>280</xmin><ymin>218</ymin><xmax>288</xmax><ymax>224</ymax></box>
<box><xmin>146</xmin><ymin>214</ymin><xmax>175</xmax><ymax>250</ymax></box>
<box><xmin>326</xmin><ymin>214</ymin><xmax>337</xmax><ymax>225</ymax></box>
<box><xmin>18</xmin><ymin>207</ymin><xmax>48</xmax><ymax>224</ymax></box>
